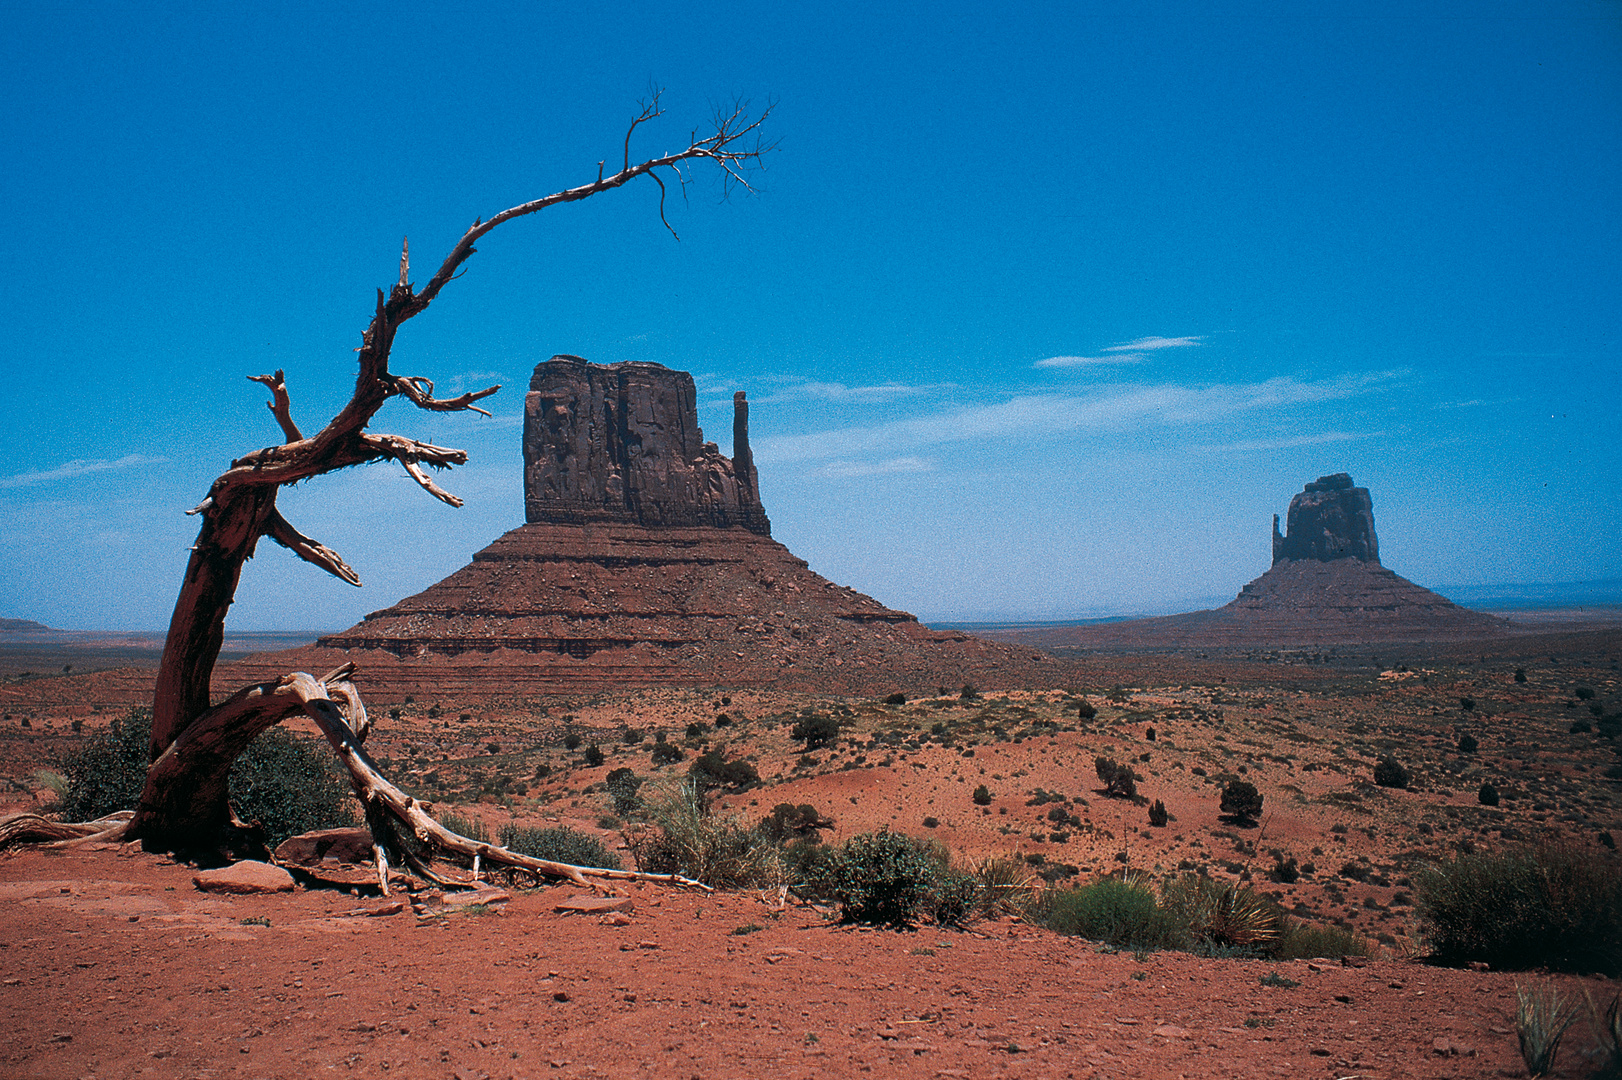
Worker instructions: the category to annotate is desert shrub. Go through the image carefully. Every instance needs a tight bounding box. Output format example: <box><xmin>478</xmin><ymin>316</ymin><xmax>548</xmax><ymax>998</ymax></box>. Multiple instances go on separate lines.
<box><xmin>1514</xmin><ymin>668</ymin><xmax>1527</xmax><ymax>683</ymax></box>
<box><xmin>1272</xmin><ymin>919</ymin><xmax>1373</xmax><ymax>961</ymax></box>
<box><xmin>606</xmin><ymin>768</ymin><xmax>643</xmax><ymax>815</ymax></box>
<box><xmin>1220</xmin><ymin>780</ymin><xmax>1263</xmax><ymax>823</ymax></box>
<box><xmin>1373</xmin><ymin>756</ymin><xmax>1409</xmax><ymax>789</ymax></box>
<box><xmin>228</xmin><ymin>727</ymin><xmax>357</xmax><ymax>846</ymax></box>
<box><xmin>54</xmin><ymin>706</ymin><xmax>353</xmax><ymax>847</ymax></box>
<box><xmin>620</xmin><ymin>726</ymin><xmax>645</xmax><ymax>745</ymax></box>
<box><xmin>972</xmin><ymin>784</ymin><xmax>992</xmax><ymax>806</ymax></box>
<box><xmin>1269</xmin><ymin>850</ymin><xmax>1299</xmax><ymax>883</ymax></box>
<box><xmin>1515</xmin><ymin>983</ymin><xmax>1579</xmax><ymax>1077</ymax></box>
<box><xmin>824</xmin><ymin>830</ymin><xmax>942</xmax><ymax>926</ymax></box>
<box><xmin>883</xmin><ymin>692</ymin><xmax>907</xmax><ymax>706</ymax></box>
<box><xmin>687</xmin><ymin>751</ymin><xmax>760</xmax><ymax>791</ymax></box>
<box><xmin>563</xmin><ymin>731</ymin><xmax>582</xmax><ymax>750</ymax></box>
<box><xmin>1094</xmin><ymin>757</ymin><xmax>1139</xmax><ymax>799</ymax></box>
<box><xmin>927</xmin><ymin>868</ymin><xmax>980</xmax><ymax>927</ymax></box>
<box><xmin>968</xmin><ymin>854</ymin><xmax>1039</xmax><ymax>917</ymax></box>
<box><xmin>497</xmin><ymin>823</ymin><xmax>620</xmax><ymax>870</ymax></box>
<box><xmin>922</xmin><ymin>816</ymin><xmax>940</xmax><ymax>829</ymax></box>
<box><xmin>1044</xmin><ymin>876</ymin><xmax>1188</xmax><ymax>951</ymax></box>
<box><xmin>625</xmin><ymin>780</ymin><xmax>775</xmax><ymax>889</ymax></box>
<box><xmin>1458</xmin><ymin>733</ymin><xmax>1479</xmax><ymax>753</ymax></box>
<box><xmin>1160</xmin><ymin>875</ymin><xmax>1278</xmax><ymax>953</ymax></box>
<box><xmin>438</xmin><ymin>810</ymin><xmax>489</xmax><ymax>843</ymax></box>
<box><xmin>791</xmin><ymin>713</ymin><xmax>839</xmax><ymax>750</ymax></box>
<box><xmin>1478</xmin><ymin>782</ymin><xmax>1499</xmax><ymax>806</ymax></box>
<box><xmin>650</xmin><ymin>741</ymin><xmax>685</xmax><ymax>765</ymax></box>
<box><xmin>1148</xmin><ymin>799</ymin><xmax>1168</xmax><ymax>827</ymax></box>
<box><xmin>1570</xmin><ymin>719</ymin><xmax>1593</xmax><ymax>734</ymax></box>
<box><xmin>759</xmin><ymin>803</ymin><xmax>833</xmax><ymax>844</ymax></box>
<box><xmin>1577</xmin><ymin>687</ymin><xmax>1597</xmax><ymax>701</ymax></box>
<box><xmin>684</xmin><ymin>721</ymin><xmax>707</xmax><ymax>738</ymax></box>
<box><xmin>1415</xmin><ymin>844</ymin><xmax>1622</xmax><ymax>975</ymax></box>
<box><xmin>959</xmin><ymin>684</ymin><xmax>979</xmax><ymax>700</ymax></box>
<box><xmin>582</xmin><ymin>743</ymin><xmax>605</xmax><ymax>767</ymax></box>
<box><xmin>1459</xmin><ymin>696</ymin><xmax>1475</xmax><ymax>711</ymax></box>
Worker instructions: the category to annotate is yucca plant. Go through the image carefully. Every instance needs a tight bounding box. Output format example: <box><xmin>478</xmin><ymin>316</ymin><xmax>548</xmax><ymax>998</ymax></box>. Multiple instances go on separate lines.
<box><xmin>968</xmin><ymin>853</ymin><xmax>1040</xmax><ymax>917</ymax></box>
<box><xmin>1515</xmin><ymin>982</ymin><xmax>1578</xmax><ymax>1078</ymax></box>
<box><xmin>1586</xmin><ymin>990</ymin><xmax>1622</xmax><ymax>1077</ymax></box>
<box><xmin>1160</xmin><ymin>875</ymin><xmax>1279</xmax><ymax>951</ymax></box>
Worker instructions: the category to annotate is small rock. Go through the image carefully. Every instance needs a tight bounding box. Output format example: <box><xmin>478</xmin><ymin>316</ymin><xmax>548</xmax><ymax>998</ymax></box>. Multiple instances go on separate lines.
<box><xmin>602</xmin><ymin>912</ymin><xmax>632</xmax><ymax>926</ymax></box>
<box><xmin>552</xmin><ymin>991</ymin><xmax>571</xmax><ymax>1002</ymax></box>
<box><xmin>1152</xmin><ymin>1025</ymin><xmax>1190</xmax><ymax>1038</ymax></box>
<box><xmin>1334</xmin><ymin>994</ymin><xmax>1353</xmax><ymax>1004</ymax></box>
<box><xmin>1466</xmin><ymin>960</ymin><xmax>1490</xmax><ymax>971</ymax></box>
<box><xmin>193</xmin><ymin>861</ymin><xmax>295</xmax><ymax>895</ymax></box>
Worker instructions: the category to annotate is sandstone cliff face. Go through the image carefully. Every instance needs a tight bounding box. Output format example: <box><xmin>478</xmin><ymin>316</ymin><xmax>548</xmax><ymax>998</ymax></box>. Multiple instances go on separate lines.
<box><xmin>523</xmin><ymin>356</ymin><xmax>770</xmax><ymax>535</ymax></box>
<box><xmin>1272</xmin><ymin>473</ymin><xmax>1379</xmax><ymax>565</ymax></box>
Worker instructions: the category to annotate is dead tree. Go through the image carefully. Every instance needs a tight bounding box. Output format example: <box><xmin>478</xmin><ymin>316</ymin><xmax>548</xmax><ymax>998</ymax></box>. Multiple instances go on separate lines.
<box><xmin>3</xmin><ymin>93</ymin><xmax>773</xmax><ymax>888</ymax></box>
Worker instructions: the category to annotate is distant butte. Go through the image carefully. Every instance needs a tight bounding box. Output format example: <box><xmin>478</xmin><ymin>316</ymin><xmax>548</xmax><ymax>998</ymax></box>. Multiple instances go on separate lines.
<box><xmin>989</xmin><ymin>473</ymin><xmax>1509</xmax><ymax>650</ymax></box>
<box><xmin>232</xmin><ymin>357</ymin><xmax>1061</xmax><ymax>696</ymax></box>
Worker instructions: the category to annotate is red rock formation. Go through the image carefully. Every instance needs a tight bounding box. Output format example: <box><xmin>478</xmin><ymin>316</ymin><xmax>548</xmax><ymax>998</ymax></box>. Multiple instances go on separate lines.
<box><xmin>1272</xmin><ymin>473</ymin><xmax>1379</xmax><ymax>565</ymax></box>
<box><xmin>230</xmin><ymin>357</ymin><xmax>1062</xmax><ymax>696</ymax></box>
<box><xmin>989</xmin><ymin>473</ymin><xmax>1507</xmax><ymax>650</ymax></box>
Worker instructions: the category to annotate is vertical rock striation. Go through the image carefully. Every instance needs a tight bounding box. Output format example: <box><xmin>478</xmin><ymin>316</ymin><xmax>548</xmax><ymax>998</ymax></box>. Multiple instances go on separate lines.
<box><xmin>1272</xmin><ymin>473</ymin><xmax>1379</xmax><ymax>565</ymax></box>
<box><xmin>522</xmin><ymin>356</ymin><xmax>770</xmax><ymax>534</ymax></box>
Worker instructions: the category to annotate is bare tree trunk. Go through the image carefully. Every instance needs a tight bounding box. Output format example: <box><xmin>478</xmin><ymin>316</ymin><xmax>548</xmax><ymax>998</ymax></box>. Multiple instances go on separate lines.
<box><xmin>10</xmin><ymin>93</ymin><xmax>774</xmax><ymax>877</ymax></box>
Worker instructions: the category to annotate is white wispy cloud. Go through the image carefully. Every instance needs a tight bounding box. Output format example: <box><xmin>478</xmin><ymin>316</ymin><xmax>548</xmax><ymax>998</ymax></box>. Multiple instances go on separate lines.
<box><xmin>748</xmin><ymin>380</ymin><xmax>950</xmax><ymax>406</ymax></box>
<box><xmin>811</xmin><ymin>456</ymin><xmax>935</xmax><ymax>479</ymax></box>
<box><xmin>0</xmin><ymin>454</ymin><xmax>169</xmax><ymax>490</ymax></box>
<box><xmin>1200</xmin><ymin>431</ymin><xmax>1381</xmax><ymax>452</ymax></box>
<box><xmin>1035</xmin><ymin>334</ymin><xmax>1203</xmax><ymax>369</ymax></box>
<box><xmin>755</xmin><ymin>371</ymin><xmax>1402</xmax><ymax>464</ymax></box>
<box><xmin>1033</xmin><ymin>353</ymin><xmax>1151</xmax><ymax>369</ymax></box>
<box><xmin>1103</xmin><ymin>335</ymin><xmax>1204</xmax><ymax>352</ymax></box>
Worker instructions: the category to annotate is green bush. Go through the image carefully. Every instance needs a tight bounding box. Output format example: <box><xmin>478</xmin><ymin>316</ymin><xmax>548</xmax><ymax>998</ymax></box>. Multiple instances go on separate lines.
<box><xmin>759</xmin><ymin>803</ymin><xmax>832</xmax><ymax>844</ymax></box>
<box><xmin>606</xmin><ymin>767</ymin><xmax>643</xmax><ymax>815</ymax></box>
<box><xmin>497</xmin><ymin>823</ymin><xmax>620</xmax><ymax>870</ymax></box>
<box><xmin>688</xmin><ymin>751</ymin><xmax>760</xmax><ymax>791</ymax></box>
<box><xmin>651</xmin><ymin>741</ymin><xmax>685</xmax><ymax>765</ymax></box>
<box><xmin>972</xmin><ymin>784</ymin><xmax>992</xmax><ymax>806</ymax></box>
<box><xmin>1373</xmin><ymin>756</ymin><xmax>1409</xmax><ymax>789</ymax></box>
<box><xmin>626</xmin><ymin>781</ymin><xmax>775</xmax><ymax>888</ymax></box>
<box><xmin>1458</xmin><ymin>733</ymin><xmax>1479</xmax><ymax>753</ymax></box>
<box><xmin>791</xmin><ymin>713</ymin><xmax>839</xmax><ymax>749</ymax></box>
<box><xmin>582</xmin><ymin>743</ymin><xmax>605</xmax><ymax>767</ymax></box>
<box><xmin>54</xmin><ymin>707</ymin><xmax>353</xmax><ymax>847</ymax></box>
<box><xmin>883</xmin><ymin>692</ymin><xmax>907</xmax><ymax>706</ymax></box>
<box><xmin>825</xmin><ymin>830</ymin><xmax>941</xmax><ymax>927</ymax></box>
<box><xmin>1075</xmin><ymin>700</ymin><xmax>1097</xmax><ymax>720</ymax></box>
<box><xmin>1159</xmin><ymin>875</ymin><xmax>1278</xmax><ymax>952</ymax></box>
<box><xmin>1220</xmin><ymin>780</ymin><xmax>1263</xmax><ymax>823</ymax></box>
<box><xmin>1044</xmin><ymin>876</ymin><xmax>1188</xmax><ymax>951</ymax></box>
<box><xmin>1094</xmin><ymin>757</ymin><xmax>1138</xmax><ymax>799</ymax></box>
<box><xmin>1272</xmin><ymin>919</ymin><xmax>1374</xmax><ymax>961</ymax></box>
<box><xmin>1147</xmin><ymin>799</ymin><xmax>1168</xmax><ymax>827</ymax></box>
<box><xmin>1415</xmin><ymin>845</ymin><xmax>1622</xmax><ymax>975</ymax></box>
<box><xmin>438</xmin><ymin>810</ymin><xmax>489</xmax><ymax>843</ymax></box>
<box><xmin>1479</xmin><ymin>782</ymin><xmax>1499</xmax><ymax>806</ymax></box>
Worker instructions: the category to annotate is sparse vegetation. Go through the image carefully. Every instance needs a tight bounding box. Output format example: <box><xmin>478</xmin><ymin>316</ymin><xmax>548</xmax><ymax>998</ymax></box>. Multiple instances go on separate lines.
<box><xmin>972</xmin><ymin>784</ymin><xmax>992</xmax><ymax>806</ymax></box>
<box><xmin>791</xmin><ymin>713</ymin><xmax>839</xmax><ymax>750</ymax></box>
<box><xmin>1415</xmin><ymin>844</ymin><xmax>1622</xmax><ymax>975</ymax></box>
<box><xmin>53</xmin><ymin>706</ymin><xmax>353</xmax><ymax>847</ymax></box>
<box><xmin>1148</xmin><ymin>799</ymin><xmax>1168</xmax><ymax>827</ymax></box>
<box><xmin>1044</xmin><ymin>876</ymin><xmax>1188</xmax><ymax>951</ymax></box>
<box><xmin>1478</xmin><ymin>782</ymin><xmax>1499</xmax><ymax>806</ymax></box>
<box><xmin>1457</xmin><ymin>733</ymin><xmax>1479</xmax><ymax>753</ymax></box>
<box><xmin>498</xmin><ymin>823</ymin><xmax>620</xmax><ymax>870</ymax></box>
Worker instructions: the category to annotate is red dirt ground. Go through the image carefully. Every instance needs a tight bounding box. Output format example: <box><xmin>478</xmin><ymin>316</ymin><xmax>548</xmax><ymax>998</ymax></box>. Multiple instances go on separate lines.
<box><xmin>4</xmin><ymin>842</ymin><xmax>1605</xmax><ymax>1080</ymax></box>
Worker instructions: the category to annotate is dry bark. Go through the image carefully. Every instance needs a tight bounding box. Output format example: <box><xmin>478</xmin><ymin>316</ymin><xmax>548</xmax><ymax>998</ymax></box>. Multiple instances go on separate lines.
<box><xmin>14</xmin><ymin>93</ymin><xmax>772</xmax><ymax>884</ymax></box>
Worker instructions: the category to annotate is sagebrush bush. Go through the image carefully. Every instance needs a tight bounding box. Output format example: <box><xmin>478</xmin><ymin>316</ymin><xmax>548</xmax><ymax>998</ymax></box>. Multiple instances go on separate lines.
<box><xmin>1220</xmin><ymin>780</ymin><xmax>1263</xmax><ymax>823</ymax></box>
<box><xmin>1373</xmin><ymin>756</ymin><xmax>1409</xmax><ymax>789</ymax></box>
<box><xmin>1478</xmin><ymin>782</ymin><xmax>1499</xmax><ymax>806</ymax></box>
<box><xmin>1272</xmin><ymin>919</ymin><xmax>1373</xmax><ymax>961</ymax></box>
<box><xmin>438</xmin><ymin>810</ymin><xmax>489</xmax><ymax>843</ymax></box>
<box><xmin>606</xmin><ymin>767</ymin><xmax>643</xmax><ymax>815</ymax></box>
<box><xmin>497</xmin><ymin>823</ymin><xmax>620</xmax><ymax>869</ymax></box>
<box><xmin>1044</xmin><ymin>876</ymin><xmax>1188</xmax><ymax>951</ymax></box>
<box><xmin>1094</xmin><ymin>757</ymin><xmax>1138</xmax><ymax>799</ymax></box>
<box><xmin>54</xmin><ymin>707</ymin><xmax>353</xmax><ymax>846</ymax></box>
<box><xmin>688</xmin><ymin>751</ymin><xmax>760</xmax><ymax>791</ymax></box>
<box><xmin>972</xmin><ymin>784</ymin><xmax>992</xmax><ymax>806</ymax></box>
<box><xmin>1458</xmin><ymin>733</ymin><xmax>1479</xmax><ymax>753</ymax></box>
<box><xmin>791</xmin><ymin>713</ymin><xmax>839</xmax><ymax>749</ymax></box>
<box><xmin>1147</xmin><ymin>799</ymin><xmax>1168</xmax><ymax>827</ymax></box>
<box><xmin>1416</xmin><ymin>844</ymin><xmax>1622</xmax><ymax>975</ymax></box>
<box><xmin>824</xmin><ymin>830</ymin><xmax>942</xmax><ymax>926</ymax></box>
<box><xmin>626</xmin><ymin>781</ymin><xmax>776</xmax><ymax>888</ymax></box>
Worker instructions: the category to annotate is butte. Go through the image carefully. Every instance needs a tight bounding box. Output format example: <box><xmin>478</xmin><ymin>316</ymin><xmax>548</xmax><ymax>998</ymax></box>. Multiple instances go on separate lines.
<box><xmin>236</xmin><ymin>356</ymin><xmax>1060</xmax><ymax>697</ymax></box>
<box><xmin>992</xmin><ymin>473</ymin><xmax>1509</xmax><ymax>651</ymax></box>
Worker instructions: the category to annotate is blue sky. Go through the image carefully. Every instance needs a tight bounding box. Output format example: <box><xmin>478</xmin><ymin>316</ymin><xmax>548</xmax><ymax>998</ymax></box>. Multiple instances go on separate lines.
<box><xmin>1</xmin><ymin>1</ymin><xmax>1618</xmax><ymax>630</ymax></box>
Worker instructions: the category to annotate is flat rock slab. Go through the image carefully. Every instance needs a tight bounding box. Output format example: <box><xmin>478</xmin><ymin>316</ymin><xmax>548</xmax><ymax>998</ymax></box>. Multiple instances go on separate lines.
<box><xmin>555</xmin><ymin>895</ymin><xmax>635</xmax><ymax>915</ymax></box>
<box><xmin>193</xmin><ymin>861</ymin><xmax>295</xmax><ymax>895</ymax></box>
<box><xmin>274</xmin><ymin>827</ymin><xmax>376</xmax><ymax>866</ymax></box>
<box><xmin>412</xmin><ymin>887</ymin><xmax>511</xmax><ymax>916</ymax></box>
